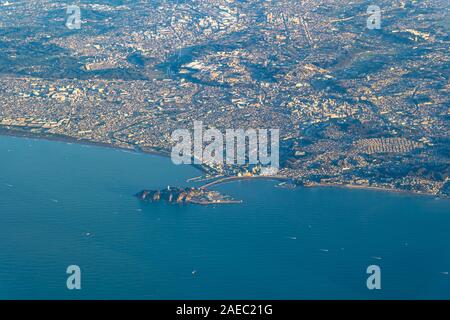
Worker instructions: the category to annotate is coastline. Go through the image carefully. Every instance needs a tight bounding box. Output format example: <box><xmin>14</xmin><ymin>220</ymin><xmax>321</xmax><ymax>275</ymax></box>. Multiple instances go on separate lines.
<box><xmin>0</xmin><ymin>126</ymin><xmax>446</xmax><ymax>200</ymax></box>
<box><xmin>204</xmin><ymin>176</ymin><xmax>446</xmax><ymax>199</ymax></box>
<box><xmin>201</xmin><ymin>174</ymin><xmax>446</xmax><ymax>200</ymax></box>
<box><xmin>0</xmin><ymin>126</ymin><xmax>210</xmax><ymax>174</ymax></box>
<box><xmin>0</xmin><ymin>126</ymin><xmax>137</xmax><ymax>154</ymax></box>
<box><xmin>303</xmin><ymin>182</ymin><xmax>444</xmax><ymax>199</ymax></box>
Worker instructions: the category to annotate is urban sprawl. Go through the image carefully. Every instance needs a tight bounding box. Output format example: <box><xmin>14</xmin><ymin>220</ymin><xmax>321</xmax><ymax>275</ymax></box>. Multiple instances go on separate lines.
<box><xmin>0</xmin><ymin>0</ymin><xmax>448</xmax><ymax>197</ymax></box>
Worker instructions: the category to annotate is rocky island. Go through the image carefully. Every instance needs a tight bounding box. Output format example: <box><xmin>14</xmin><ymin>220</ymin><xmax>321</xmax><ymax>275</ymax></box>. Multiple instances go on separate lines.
<box><xmin>135</xmin><ymin>186</ymin><xmax>242</xmax><ymax>205</ymax></box>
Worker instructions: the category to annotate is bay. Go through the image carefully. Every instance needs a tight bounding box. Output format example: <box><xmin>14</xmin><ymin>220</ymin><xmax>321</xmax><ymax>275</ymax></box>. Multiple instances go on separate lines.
<box><xmin>0</xmin><ymin>135</ymin><xmax>449</xmax><ymax>299</ymax></box>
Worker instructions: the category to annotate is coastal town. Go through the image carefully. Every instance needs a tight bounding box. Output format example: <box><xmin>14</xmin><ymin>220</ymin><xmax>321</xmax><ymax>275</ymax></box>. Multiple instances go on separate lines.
<box><xmin>0</xmin><ymin>0</ymin><xmax>448</xmax><ymax>198</ymax></box>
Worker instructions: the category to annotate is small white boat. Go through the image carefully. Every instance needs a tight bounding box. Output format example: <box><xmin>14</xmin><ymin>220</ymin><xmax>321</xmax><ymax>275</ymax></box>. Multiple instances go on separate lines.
<box><xmin>320</xmin><ymin>249</ymin><xmax>329</xmax><ymax>252</ymax></box>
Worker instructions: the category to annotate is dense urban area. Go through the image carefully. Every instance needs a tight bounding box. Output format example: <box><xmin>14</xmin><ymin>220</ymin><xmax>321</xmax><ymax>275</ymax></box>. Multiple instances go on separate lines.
<box><xmin>0</xmin><ymin>0</ymin><xmax>448</xmax><ymax>197</ymax></box>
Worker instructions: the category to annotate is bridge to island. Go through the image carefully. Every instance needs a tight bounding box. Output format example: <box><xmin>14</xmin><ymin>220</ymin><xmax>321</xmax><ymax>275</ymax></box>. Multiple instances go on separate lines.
<box><xmin>200</xmin><ymin>175</ymin><xmax>290</xmax><ymax>189</ymax></box>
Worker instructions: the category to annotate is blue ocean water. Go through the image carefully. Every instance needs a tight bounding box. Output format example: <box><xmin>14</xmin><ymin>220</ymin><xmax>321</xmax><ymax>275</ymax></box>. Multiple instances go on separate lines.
<box><xmin>0</xmin><ymin>135</ymin><xmax>449</xmax><ymax>299</ymax></box>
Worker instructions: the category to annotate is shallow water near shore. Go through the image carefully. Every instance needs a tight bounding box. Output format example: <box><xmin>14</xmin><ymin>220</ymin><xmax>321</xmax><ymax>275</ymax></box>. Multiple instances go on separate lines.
<box><xmin>0</xmin><ymin>135</ymin><xmax>449</xmax><ymax>299</ymax></box>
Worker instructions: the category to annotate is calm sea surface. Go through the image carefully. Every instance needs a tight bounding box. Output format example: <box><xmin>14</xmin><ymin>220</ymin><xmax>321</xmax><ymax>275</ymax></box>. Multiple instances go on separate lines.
<box><xmin>0</xmin><ymin>135</ymin><xmax>449</xmax><ymax>299</ymax></box>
